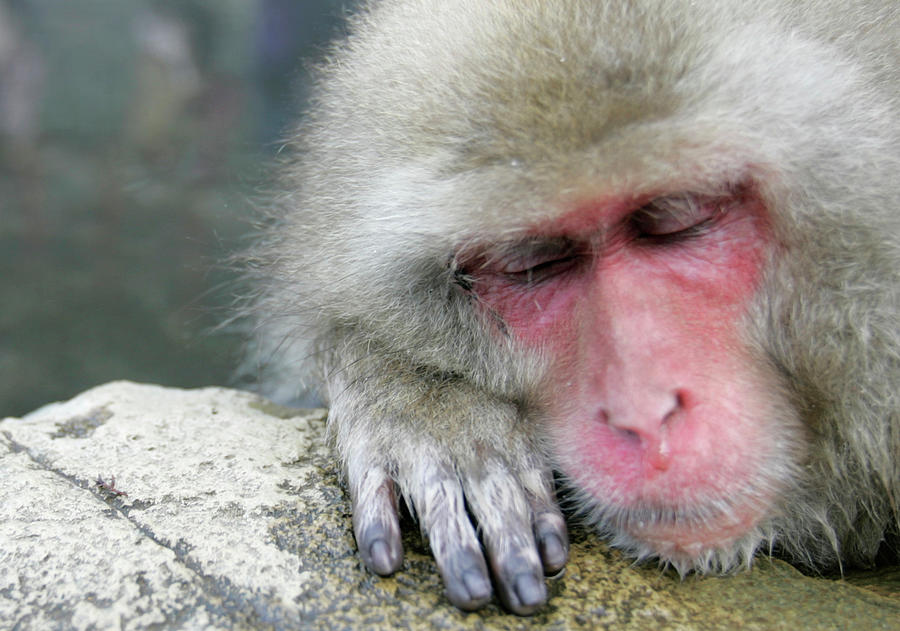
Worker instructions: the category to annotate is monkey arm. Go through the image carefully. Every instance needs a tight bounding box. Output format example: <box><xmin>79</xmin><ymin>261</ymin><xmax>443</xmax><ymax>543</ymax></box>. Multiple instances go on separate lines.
<box><xmin>325</xmin><ymin>341</ymin><xmax>567</xmax><ymax>614</ymax></box>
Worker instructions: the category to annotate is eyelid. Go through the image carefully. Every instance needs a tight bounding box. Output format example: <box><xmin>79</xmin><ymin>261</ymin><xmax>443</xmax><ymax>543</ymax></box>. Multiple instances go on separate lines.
<box><xmin>494</xmin><ymin>238</ymin><xmax>578</xmax><ymax>275</ymax></box>
<box><xmin>630</xmin><ymin>194</ymin><xmax>725</xmax><ymax>238</ymax></box>
<box><xmin>477</xmin><ymin>238</ymin><xmax>583</xmax><ymax>285</ymax></box>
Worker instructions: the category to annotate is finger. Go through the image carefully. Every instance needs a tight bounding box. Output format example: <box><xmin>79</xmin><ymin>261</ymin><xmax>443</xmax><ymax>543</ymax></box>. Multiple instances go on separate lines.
<box><xmin>348</xmin><ymin>459</ymin><xmax>403</xmax><ymax>576</ymax></box>
<box><xmin>520</xmin><ymin>468</ymin><xmax>569</xmax><ymax>574</ymax></box>
<box><xmin>534</xmin><ymin>509</ymin><xmax>568</xmax><ymax>575</ymax></box>
<box><xmin>405</xmin><ymin>458</ymin><xmax>492</xmax><ymax>611</ymax></box>
<box><xmin>464</xmin><ymin>459</ymin><xmax>547</xmax><ymax>615</ymax></box>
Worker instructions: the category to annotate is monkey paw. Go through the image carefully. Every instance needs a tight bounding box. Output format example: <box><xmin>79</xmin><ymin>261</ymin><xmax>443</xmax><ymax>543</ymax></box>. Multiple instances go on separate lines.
<box><xmin>344</xmin><ymin>438</ymin><xmax>568</xmax><ymax>614</ymax></box>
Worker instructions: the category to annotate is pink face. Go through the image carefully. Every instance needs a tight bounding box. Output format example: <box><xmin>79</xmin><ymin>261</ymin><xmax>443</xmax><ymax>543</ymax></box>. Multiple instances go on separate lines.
<box><xmin>465</xmin><ymin>184</ymin><xmax>795</xmax><ymax>563</ymax></box>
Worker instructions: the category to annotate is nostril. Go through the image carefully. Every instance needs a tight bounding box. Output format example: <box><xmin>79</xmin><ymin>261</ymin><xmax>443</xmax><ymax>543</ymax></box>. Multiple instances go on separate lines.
<box><xmin>596</xmin><ymin>409</ymin><xmax>643</xmax><ymax>442</ymax></box>
<box><xmin>662</xmin><ymin>390</ymin><xmax>687</xmax><ymax>426</ymax></box>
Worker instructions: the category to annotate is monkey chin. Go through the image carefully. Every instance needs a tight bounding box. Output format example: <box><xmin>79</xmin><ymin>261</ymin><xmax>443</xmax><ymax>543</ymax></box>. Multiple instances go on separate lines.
<box><xmin>573</xmin><ymin>488</ymin><xmax>777</xmax><ymax>575</ymax></box>
<box><xmin>623</xmin><ymin>508</ymin><xmax>771</xmax><ymax>575</ymax></box>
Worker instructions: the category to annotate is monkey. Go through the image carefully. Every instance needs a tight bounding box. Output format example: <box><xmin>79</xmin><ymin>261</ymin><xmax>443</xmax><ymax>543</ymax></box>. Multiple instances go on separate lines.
<box><xmin>241</xmin><ymin>0</ymin><xmax>900</xmax><ymax>616</ymax></box>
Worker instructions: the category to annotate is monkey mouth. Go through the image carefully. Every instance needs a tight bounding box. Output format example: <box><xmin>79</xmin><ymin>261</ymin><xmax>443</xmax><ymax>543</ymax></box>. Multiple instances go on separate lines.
<box><xmin>563</xmin><ymin>460</ymin><xmax>780</xmax><ymax>571</ymax></box>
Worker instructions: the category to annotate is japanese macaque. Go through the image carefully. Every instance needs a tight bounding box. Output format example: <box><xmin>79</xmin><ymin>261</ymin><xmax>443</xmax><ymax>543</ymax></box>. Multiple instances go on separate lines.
<box><xmin>243</xmin><ymin>0</ymin><xmax>900</xmax><ymax>615</ymax></box>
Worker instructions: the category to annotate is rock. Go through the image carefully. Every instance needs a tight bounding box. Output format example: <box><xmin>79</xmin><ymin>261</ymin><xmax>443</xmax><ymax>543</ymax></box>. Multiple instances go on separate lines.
<box><xmin>1</xmin><ymin>381</ymin><xmax>898</xmax><ymax>630</ymax></box>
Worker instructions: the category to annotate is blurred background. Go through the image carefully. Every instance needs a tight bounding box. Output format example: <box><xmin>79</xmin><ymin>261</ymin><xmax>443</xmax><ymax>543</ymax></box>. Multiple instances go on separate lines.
<box><xmin>0</xmin><ymin>0</ymin><xmax>353</xmax><ymax>417</ymax></box>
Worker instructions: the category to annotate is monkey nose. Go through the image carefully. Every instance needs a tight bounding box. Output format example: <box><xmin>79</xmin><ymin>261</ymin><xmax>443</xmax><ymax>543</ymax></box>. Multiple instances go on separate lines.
<box><xmin>597</xmin><ymin>391</ymin><xmax>683</xmax><ymax>470</ymax></box>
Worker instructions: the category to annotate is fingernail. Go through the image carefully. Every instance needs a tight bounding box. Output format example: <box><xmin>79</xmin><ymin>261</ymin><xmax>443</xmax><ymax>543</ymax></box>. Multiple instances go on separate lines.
<box><xmin>514</xmin><ymin>572</ymin><xmax>546</xmax><ymax>607</ymax></box>
<box><xmin>368</xmin><ymin>539</ymin><xmax>394</xmax><ymax>575</ymax></box>
<box><xmin>462</xmin><ymin>569</ymin><xmax>491</xmax><ymax>601</ymax></box>
<box><xmin>539</xmin><ymin>533</ymin><xmax>567</xmax><ymax>572</ymax></box>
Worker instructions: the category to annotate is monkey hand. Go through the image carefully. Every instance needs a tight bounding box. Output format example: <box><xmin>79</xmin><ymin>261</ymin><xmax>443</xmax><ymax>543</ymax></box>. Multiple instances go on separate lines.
<box><xmin>331</xmin><ymin>373</ymin><xmax>568</xmax><ymax>615</ymax></box>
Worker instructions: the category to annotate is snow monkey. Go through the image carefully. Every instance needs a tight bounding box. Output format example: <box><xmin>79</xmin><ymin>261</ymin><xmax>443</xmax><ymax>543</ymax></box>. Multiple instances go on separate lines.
<box><xmin>243</xmin><ymin>0</ymin><xmax>900</xmax><ymax>615</ymax></box>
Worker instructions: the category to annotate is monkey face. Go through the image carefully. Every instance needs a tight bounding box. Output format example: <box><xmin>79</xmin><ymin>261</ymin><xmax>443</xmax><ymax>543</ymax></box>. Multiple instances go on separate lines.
<box><xmin>459</xmin><ymin>183</ymin><xmax>804</xmax><ymax>570</ymax></box>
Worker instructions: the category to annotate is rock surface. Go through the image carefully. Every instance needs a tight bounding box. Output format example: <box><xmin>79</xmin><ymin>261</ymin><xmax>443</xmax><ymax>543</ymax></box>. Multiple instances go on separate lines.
<box><xmin>1</xmin><ymin>381</ymin><xmax>898</xmax><ymax>630</ymax></box>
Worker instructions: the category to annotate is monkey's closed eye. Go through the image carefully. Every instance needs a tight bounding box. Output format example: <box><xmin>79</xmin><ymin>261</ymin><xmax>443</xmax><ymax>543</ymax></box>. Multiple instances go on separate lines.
<box><xmin>498</xmin><ymin>239</ymin><xmax>582</xmax><ymax>285</ymax></box>
<box><xmin>630</xmin><ymin>194</ymin><xmax>725</xmax><ymax>242</ymax></box>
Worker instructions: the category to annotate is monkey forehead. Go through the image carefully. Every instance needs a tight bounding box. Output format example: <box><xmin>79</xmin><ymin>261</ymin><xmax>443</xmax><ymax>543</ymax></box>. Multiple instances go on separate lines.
<box><xmin>315</xmin><ymin>1</ymin><xmax>880</xmax><ymax>236</ymax></box>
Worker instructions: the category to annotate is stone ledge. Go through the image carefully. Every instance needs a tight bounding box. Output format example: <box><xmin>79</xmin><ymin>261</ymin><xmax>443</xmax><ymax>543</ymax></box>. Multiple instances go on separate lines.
<box><xmin>2</xmin><ymin>381</ymin><xmax>898</xmax><ymax>630</ymax></box>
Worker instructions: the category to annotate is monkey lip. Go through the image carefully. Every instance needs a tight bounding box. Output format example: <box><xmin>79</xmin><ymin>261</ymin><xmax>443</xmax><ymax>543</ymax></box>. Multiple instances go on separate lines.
<box><xmin>580</xmin><ymin>455</ymin><xmax>777</xmax><ymax>558</ymax></box>
<box><xmin>566</xmin><ymin>437</ymin><xmax>776</xmax><ymax>558</ymax></box>
<box><xmin>567</xmin><ymin>444</ymin><xmax>782</xmax><ymax>564</ymax></box>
